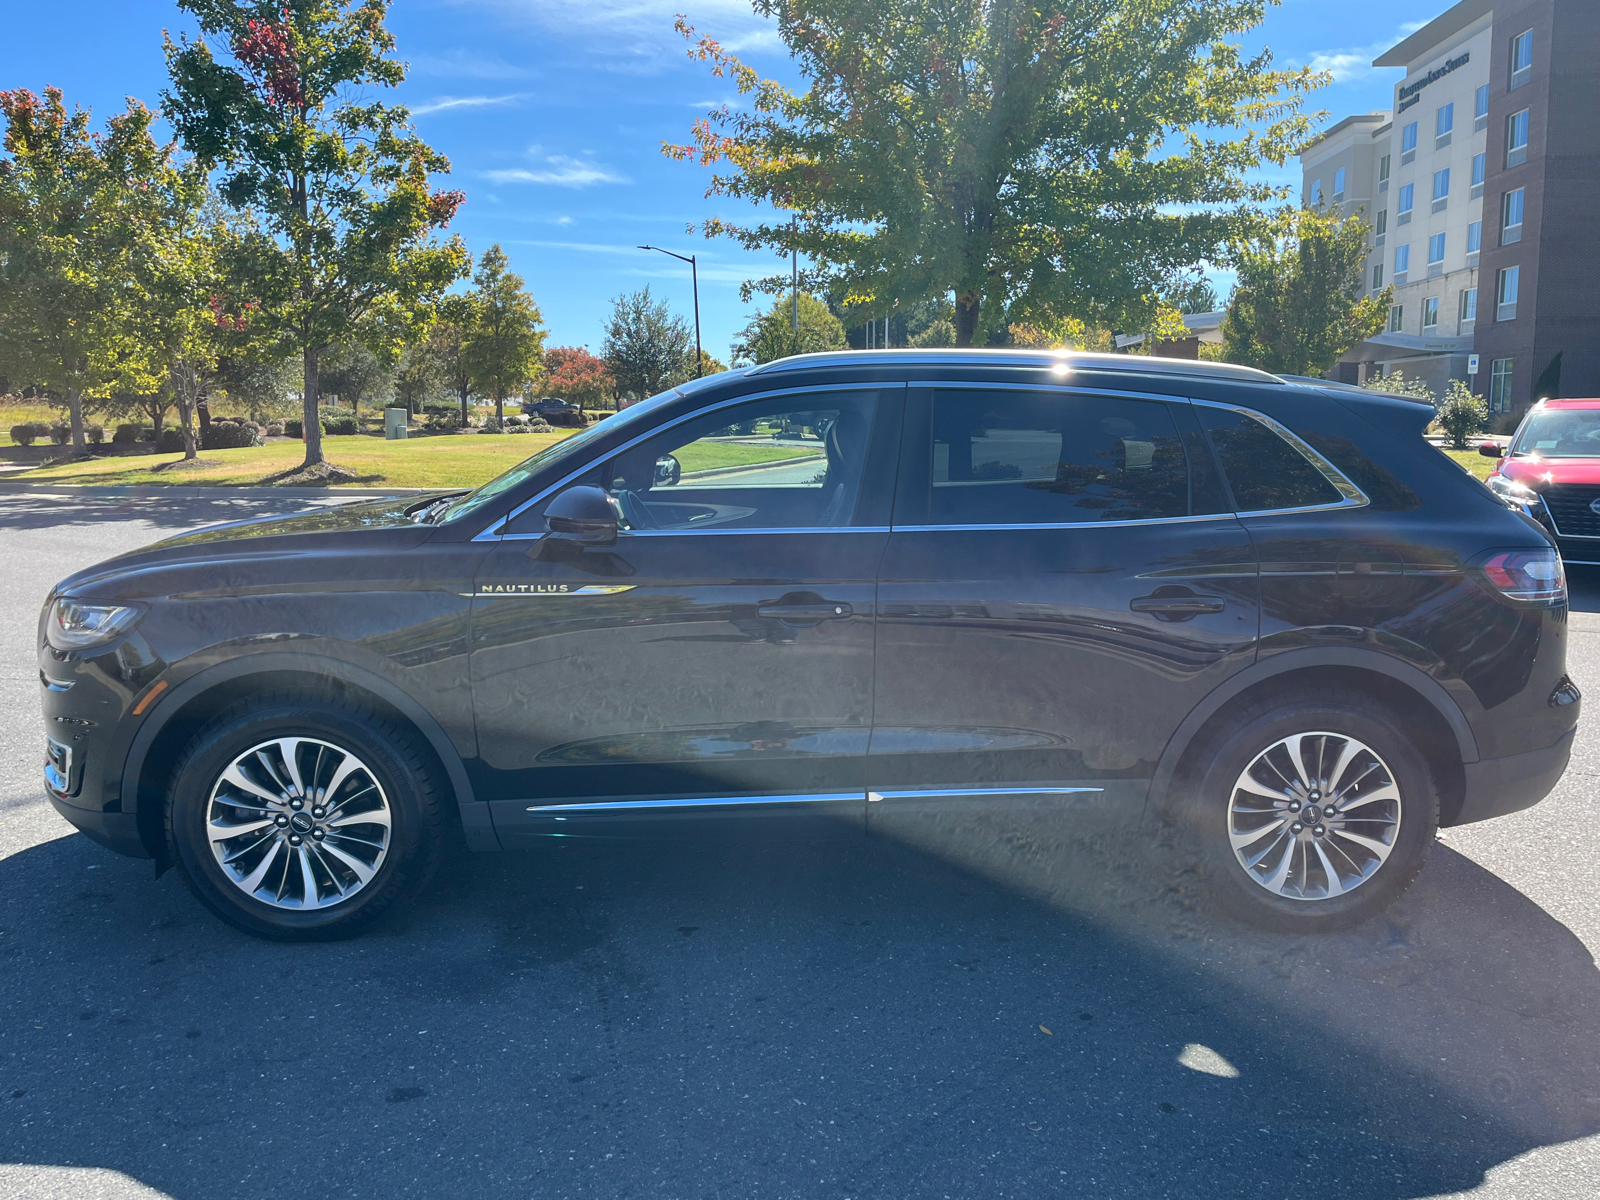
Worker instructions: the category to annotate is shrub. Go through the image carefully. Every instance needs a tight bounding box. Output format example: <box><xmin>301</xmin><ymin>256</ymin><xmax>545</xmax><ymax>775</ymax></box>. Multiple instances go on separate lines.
<box><xmin>86</xmin><ymin>424</ymin><xmax>104</xmax><ymax>445</ymax></box>
<box><xmin>480</xmin><ymin>416</ymin><xmax>504</xmax><ymax>433</ymax></box>
<box><xmin>322</xmin><ymin>416</ymin><xmax>359</xmax><ymax>436</ymax></box>
<box><xmin>112</xmin><ymin>423</ymin><xmax>142</xmax><ymax>444</ymax></box>
<box><xmin>505</xmin><ymin>422</ymin><xmax>533</xmax><ymax>434</ymax></box>
<box><xmin>283</xmin><ymin>418</ymin><xmax>302</xmax><ymax>438</ymax></box>
<box><xmin>202</xmin><ymin>420</ymin><xmax>263</xmax><ymax>450</ymax></box>
<box><xmin>426</xmin><ymin>409</ymin><xmax>462</xmax><ymax>431</ymax></box>
<box><xmin>265</xmin><ymin>422</ymin><xmax>285</xmax><ymax>437</ymax></box>
<box><xmin>157</xmin><ymin>428</ymin><xmax>186</xmax><ymax>453</ymax></box>
<box><xmin>1437</xmin><ymin>380</ymin><xmax>1489</xmax><ymax>449</ymax></box>
<box><xmin>9</xmin><ymin>421</ymin><xmax>52</xmax><ymax>446</ymax></box>
<box><xmin>49</xmin><ymin>422</ymin><xmax>71</xmax><ymax>445</ymax></box>
<box><xmin>527</xmin><ymin>418</ymin><xmax>553</xmax><ymax>433</ymax></box>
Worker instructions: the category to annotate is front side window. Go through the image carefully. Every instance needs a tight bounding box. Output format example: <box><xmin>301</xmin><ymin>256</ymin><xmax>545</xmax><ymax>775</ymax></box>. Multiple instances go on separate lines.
<box><xmin>1423</xmin><ymin>296</ymin><xmax>1440</xmax><ymax>328</ymax></box>
<box><xmin>1432</xmin><ymin>168</ymin><xmax>1450</xmax><ymax>201</ymax></box>
<box><xmin>1498</xmin><ymin>266</ymin><xmax>1521</xmax><ymax>321</ymax></box>
<box><xmin>1436</xmin><ymin>102</ymin><xmax>1454</xmax><ymax>138</ymax></box>
<box><xmin>1490</xmin><ymin>359</ymin><xmax>1514</xmax><ymax>412</ymax></box>
<box><xmin>1398</xmin><ymin>182</ymin><xmax>1415</xmax><ymax>214</ymax></box>
<box><xmin>1510</xmin><ymin>30</ymin><xmax>1533</xmax><ymax>89</ymax></box>
<box><xmin>926</xmin><ymin>390</ymin><xmax>1190</xmax><ymax>525</ymax></box>
<box><xmin>1502</xmin><ymin>187</ymin><xmax>1525</xmax><ymax>243</ymax></box>
<box><xmin>1395</xmin><ymin>244</ymin><xmax>1411</xmax><ymax>275</ymax></box>
<box><xmin>1402</xmin><ymin>121</ymin><xmax>1418</xmax><ymax>153</ymax></box>
<box><xmin>1195</xmin><ymin>407</ymin><xmax>1348</xmax><ymax>513</ymax></box>
<box><xmin>1429</xmin><ymin>232</ymin><xmax>1446</xmax><ymax>265</ymax></box>
<box><xmin>1507</xmin><ymin>109</ymin><xmax>1529</xmax><ymax>166</ymax></box>
<box><xmin>1468</xmin><ymin>219</ymin><xmax>1483</xmax><ymax>254</ymax></box>
<box><xmin>1389</xmin><ymin>304</ymin><xmax>1405</xmax><ymax>333</ymax></box>
<box><xmin>588</xmin><ymin>391</ymin><xmax>880</xmax><ymax>533</ymax></box>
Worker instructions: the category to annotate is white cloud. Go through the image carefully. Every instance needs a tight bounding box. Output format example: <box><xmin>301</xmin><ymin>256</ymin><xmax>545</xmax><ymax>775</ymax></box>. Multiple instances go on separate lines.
<box><xmin>407</xmin><ymin>50</ymin><xmax>535</xmax><ymax>80</ymax></box>
<box><xmin>1307</xmin><ymin>50</ymin><xmax>1384</xmax><ymax>84</ymax></box>
<box><xmin>484</xmin><ymin>156</ymin><xmax>629</xmax><ymax>187</ymax></box>
<box><xmin>452</xmin><ymin>0</ymin><xmax>777</xmax><ymax>64</ymax></box>
<box><xmin>410</xmin><ymin>93</ymin><xmax>531</xmax><ymax>116</ymax></box>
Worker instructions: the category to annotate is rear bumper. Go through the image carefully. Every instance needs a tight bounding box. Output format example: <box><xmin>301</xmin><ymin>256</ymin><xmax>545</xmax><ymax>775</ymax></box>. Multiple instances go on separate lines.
<box><xmin>1449</xmin><ymin>726</ymin><xmax>1575</xmax><ymax>826</ymax></box>
<box><xmin>48</xmin><ymin>793</ymin><xmax>151</xmax><ymax>859</ymax></box>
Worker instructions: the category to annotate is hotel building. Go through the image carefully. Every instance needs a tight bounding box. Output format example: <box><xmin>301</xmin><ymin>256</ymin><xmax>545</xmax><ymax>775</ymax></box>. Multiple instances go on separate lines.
<box><xmin>1299</xmin><ymin>0</ymin><xmax>1599</xmax><ymax>420</ymax></box>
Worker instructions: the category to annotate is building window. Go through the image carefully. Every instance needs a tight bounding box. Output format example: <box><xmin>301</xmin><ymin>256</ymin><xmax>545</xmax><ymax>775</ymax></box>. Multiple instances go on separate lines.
<box><xmin>1497</xmin><ymin>265</ymin><xmax>1520</xmax><ymax>321</ymax></box>
<box><xmin>1428</xmin><ymin>232</ymin><xmax>1446</xmax><ymax>265</ymax></box>
<box><xmin>1460</xmin><ymin>287</ymin><xmax>1478</xmax><ymax>331</ymax></box>
<box><xmin>1397</xmin><ymin>181</ymin><xmax>1414</xmax><ymax>223</ymax></box>
<box><xmin>1490</xmin><ymin>358</ymin><xmax>1514</xmax><ymax>412</ymax></box>
<box><xmin>1373</xmin><ymin>263</ymin><xmax>1385</xmax><ymax>290</ymax></box>
<box><xmin>1507</xmin><ymin>109</ymin><xmax>1529</xmax><ymax>167</ymax></box>
<box><xmin>1310</xmin><ymin>178</ymin><xmax>1322</xmax><ymax>205</ymax></box>
<box><xmin>1378</xmin><ymin>154</ymin><xmax>1391</xmax><ymax>191</ymax></box>
<box><xmin>1468</xmin><ymin>220</ymin><xmax>1483</xmax><ymax>255</ymax></box>
<box><xmin>1475</xmin><ymin>84</ymin><xmax>1490</xmax><ymax>131</ymax></box>
<box><xmin>1431</xmin><ymin>167</ymin><xmax>1450</xmax><ymax>210</ymax></box>
<box><xmin>1374</xmin><ymin>208</ymin><xmax>1387</xmax><ymax>246</ymax></box>
<box><xmin>1333</xmin><ymin>166</ymin><xmax>1345</xmax><ymax>200</ymax></box>
<box><xmin>1401</xmin><ymin>121</ymin><xmax>1418</xmax><ymax>157</ymax></box>
<box><xmin>1510</xmin><ymin>30</ymin><xmax>1533</xmax><ymax>91</ymax></box>
<box><xmin>1471</xmin><ymin>151</ymin><xmax>1486</xmax><ymax>198</ymax></box>
<box><xmin>1435</xmin><ymin>102</ymin><xmax>1454</xmax><ymax>147</ymax></box>
<box><xmin>1423</xmin><ymin>296</ymin><xmax>1440</xmax><ymax>329</ymax></box>
<box><xmin>1390</xmin><ymin>305</ymin><xmax>1405</xmax><ymax>333</ymax></box>
<box><xmin>1394</xmin><ymin>244</ymin><xmax>1410</xmax><ymax>280</ymax></box>
<box><xmin>1502</xmin><ymin>187</ymin><xmax>1524</xmax><ymax>244</ymax></box>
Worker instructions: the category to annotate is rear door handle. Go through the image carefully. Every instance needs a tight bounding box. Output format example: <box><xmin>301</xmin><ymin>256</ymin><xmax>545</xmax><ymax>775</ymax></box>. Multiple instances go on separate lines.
<box><xmin>1129</xmin><ymin>590</ymin><xmax>1226</xmax><ymax>620</ymax></box>
<box><xmin>757</xmin><ymin>602</ymin><xmax>853</xmax><ymax>620</ymax></box>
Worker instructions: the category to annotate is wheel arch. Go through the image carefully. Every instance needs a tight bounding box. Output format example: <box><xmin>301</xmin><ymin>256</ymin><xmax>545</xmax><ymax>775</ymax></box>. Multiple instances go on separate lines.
<box><xmin>125</xmin><ymin>653</ymin><xmax>497</xmax><ymax>863</ymax></box>
<box><xmin>1149</xmin><ymin>649</ymin><xmax>1477</xmax><ymax>827</ymax></box>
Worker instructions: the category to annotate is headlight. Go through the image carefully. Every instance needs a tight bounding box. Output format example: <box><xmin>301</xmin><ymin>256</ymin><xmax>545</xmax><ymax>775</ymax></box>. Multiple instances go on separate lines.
<box><xmin>1487</xmin><ymin>474</ymin><xmax>1540</xmax><ymax>513</ymax></box>
<box><xmin>46</xmin><ymin>599</ymin><xmax>141</xmax><ymax>650</ymax></box>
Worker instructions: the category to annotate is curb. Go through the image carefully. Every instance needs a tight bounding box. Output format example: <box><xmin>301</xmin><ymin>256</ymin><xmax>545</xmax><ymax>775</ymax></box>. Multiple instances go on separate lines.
<box><xmin>0</xmin><ymin>483</ymin><xmax>438</xmax><ymax>501</ymax></box>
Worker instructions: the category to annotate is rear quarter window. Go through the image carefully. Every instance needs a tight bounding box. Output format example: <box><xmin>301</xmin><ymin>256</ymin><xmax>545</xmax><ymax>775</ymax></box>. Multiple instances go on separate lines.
<box><xmin>1197</xmin><ymin>406</ymin><xmax>1346</xmax><ymax>512</ymax></box>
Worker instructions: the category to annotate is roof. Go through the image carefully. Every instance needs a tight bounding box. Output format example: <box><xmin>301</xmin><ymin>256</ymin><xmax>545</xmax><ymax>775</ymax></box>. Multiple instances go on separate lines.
<box><xmin>744</xmin><ymin>348</ymin><xmax>1284</xmax><ymax>385</ymax></box>
<box><xmin>1302</xmin><ymin>111</ymin><xmax>1393</xmax><ymax>155</ymax></box>
<box><xmin>1535</xmin><ymin>398</ymin><xmax>1600</xmax><ymax>409</ymax></box>
<box><xmin>1374</xmin><ymin>0</ymin><xmax>1492</xmax><ymax>67</ymax></box>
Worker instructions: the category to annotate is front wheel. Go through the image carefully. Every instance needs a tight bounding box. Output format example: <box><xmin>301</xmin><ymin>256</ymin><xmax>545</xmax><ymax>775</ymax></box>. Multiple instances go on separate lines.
<box><xmin>1190</xmin><ymin>692</ymin><xmax>1439</xmax><ymax>933</ymax></box>
<box><xmin>166</xmin><ymin>693</ymin><xmax>447</xmax><ymax>940</ymax></box>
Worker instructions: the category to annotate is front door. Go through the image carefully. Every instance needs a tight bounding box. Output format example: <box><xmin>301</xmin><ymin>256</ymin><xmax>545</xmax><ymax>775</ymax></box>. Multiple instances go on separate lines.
<box><xmin>471</xmin><ymin>385</ymin><xmax>902</xmax><ymax>845</ymax></box>
<box><xmin>866</xmin><ymin>384</ymin><xmax>1260</xmax><ymax>832</ymax></box>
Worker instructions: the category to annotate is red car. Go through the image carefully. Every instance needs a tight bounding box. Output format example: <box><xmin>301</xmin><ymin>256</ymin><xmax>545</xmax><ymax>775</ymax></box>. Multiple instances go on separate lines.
<box><xmin>1481</xmin><ymin>398</ymin><xmax>1600</xmax><ymax>565</ymax></box>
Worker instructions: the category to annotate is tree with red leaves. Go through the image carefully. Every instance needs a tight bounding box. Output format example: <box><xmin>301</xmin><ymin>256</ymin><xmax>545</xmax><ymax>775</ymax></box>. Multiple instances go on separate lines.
<box><xmin>667</xmin><ymin>0</ymin><xmax>1326</xmax><ymax>346</ymax></box>
<box><xmin>543</xmin><ymin>346</ymin><xmax>614</xmax><ymax>412</ymax></box>
<box><xmin>164</xmin><ymin>0</ymin><xmax>468</xmax><ymax>476</ymax></box>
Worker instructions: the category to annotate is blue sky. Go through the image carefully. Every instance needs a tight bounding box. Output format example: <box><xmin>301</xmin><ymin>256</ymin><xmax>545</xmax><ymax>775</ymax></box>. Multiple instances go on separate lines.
<box><xmin>10</xmin><ymin>0</ymin><xmax>1448</xmax><ymax>356</ymax></box>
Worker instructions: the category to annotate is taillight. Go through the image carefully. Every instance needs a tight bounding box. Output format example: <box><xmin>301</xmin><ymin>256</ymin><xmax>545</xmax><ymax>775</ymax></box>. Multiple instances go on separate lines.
<box><xmin>1476</xmin><ymin>548</ymin><xmax>1566</xmax><ymax>605</ymax></box>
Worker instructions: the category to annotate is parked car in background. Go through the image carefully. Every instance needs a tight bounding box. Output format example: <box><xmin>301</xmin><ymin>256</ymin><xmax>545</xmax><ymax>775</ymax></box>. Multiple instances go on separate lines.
<box><xmin>40</xmin><ymin>350</ymin><xmax>1577</xmax><ymax>940</ymax></box>
<box><xmin>1481</xmin><ymin>398</ymin><xmax>1600</xmax><ymax>565</ymax></box>
<box><xmin>521</xmin><ymin>397</ymin><xmax>587</xmax><ymax>426</ymax></box>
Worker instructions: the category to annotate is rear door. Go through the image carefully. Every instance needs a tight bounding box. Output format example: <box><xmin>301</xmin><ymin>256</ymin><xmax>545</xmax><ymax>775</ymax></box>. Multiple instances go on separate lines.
<box><xmin>866</xmin><ymin>383</ymin><xmax>1260</xmax><ymax>831</ymax></box>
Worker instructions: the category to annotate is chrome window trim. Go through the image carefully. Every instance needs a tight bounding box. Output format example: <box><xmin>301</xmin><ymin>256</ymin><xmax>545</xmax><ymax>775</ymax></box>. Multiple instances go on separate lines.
<box><xmin>527</xmin><ymin>791</ymin><xmax>863</xmax><ymax>813</ymax></box>
<box><xmin>619</xmin><ymin>526</ymin><xmax>890</xmax><ymax>539</ymax></box>
<box><xmin>867</xmin><ymin>786</ymin><xmax>1104</xmax><ymax>801</ymax></box>
<box><xmin>744</xmin><ymin>348</ymin><xmax>1285</xmax><ymax>386</ymax></box>
<box><xmin>474</xmin><ymin>381</ymin><xmax>889</xmax><ymax>543</ymax></box>
<box><xmin>1191</xmin><ymin>398</ymin><xmax>1370</xmax><ymax>513</ymax></box>
<box><xmin>892</xmin><ymin>513</ymin><xmax>1238</xmax><ymax>533</ymax></box>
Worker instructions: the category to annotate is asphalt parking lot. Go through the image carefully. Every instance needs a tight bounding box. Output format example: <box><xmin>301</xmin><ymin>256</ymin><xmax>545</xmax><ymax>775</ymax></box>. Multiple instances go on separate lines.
<box><xmin>3</xmin><ymin>487</ymin><xmax>1600</xmax><ymax>1200</ymax></box>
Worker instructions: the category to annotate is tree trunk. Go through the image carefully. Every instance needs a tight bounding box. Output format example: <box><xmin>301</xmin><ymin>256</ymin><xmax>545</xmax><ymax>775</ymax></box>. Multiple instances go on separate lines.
<box><xmin>954</xmin><ymin>293</ymin><xmax>981</xmax><ymax>347</ymax></box>
<box><xmin>495</xmin><ymin>393</ymin><xmax>504</xmax><ymax>428</ymax></box>
<box><xmin>197</xmin><ymin>396</ymin><xmax>211</xmax><ymax>434</ymax></box>
<box><xmin>66</xmin><ymin>388</ymin><xmax>86</xmax><ymax>454</ymax></box>
<box><xmin>459</xmin><ymin>381</ymin><xmax>469</xmax><ymax>430</ymax></box>
<box><xmin>150</xmin><ymin>407</ymin><xmax>164</xmax><ymax>443</ymax></box>
<box><xmin>303</xmin><ymin>345</ymin><xmax>324</xmax><ymax>467</ymax></box>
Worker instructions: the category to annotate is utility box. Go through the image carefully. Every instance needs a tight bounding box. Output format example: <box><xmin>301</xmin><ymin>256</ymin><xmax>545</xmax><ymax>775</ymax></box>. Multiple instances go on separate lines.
<box><xmin>384</xmin><ymin>407</ymin><xmax>409</xmax><ymax>440</ymax></box>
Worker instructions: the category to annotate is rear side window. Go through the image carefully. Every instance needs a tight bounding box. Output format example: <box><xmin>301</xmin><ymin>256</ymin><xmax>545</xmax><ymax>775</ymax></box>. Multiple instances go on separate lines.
<box><xmin>928</xmin><ymin>389</ymin><xmax>1189</xmax><ymax>525</ymax></box>
<box><xmin>1197</xmin><ymin>406</ymin><xmax>1345</xmax><ymax>512</ymax></box>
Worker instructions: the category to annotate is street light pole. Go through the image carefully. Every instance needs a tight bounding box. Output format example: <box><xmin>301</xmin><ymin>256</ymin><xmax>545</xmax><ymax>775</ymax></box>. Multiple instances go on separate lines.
<box><xmin>639</xmin><ymin>245</ymin><xmax>702</xmax><ymax>378</ymax></box>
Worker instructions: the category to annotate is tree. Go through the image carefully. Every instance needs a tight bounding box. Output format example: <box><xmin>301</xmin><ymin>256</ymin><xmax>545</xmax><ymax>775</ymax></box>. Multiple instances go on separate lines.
<box><xmin>318</xmin><ymin>335</ymin><xmax>392</xmax><ymax>419</ymax></box>
<box><xmin>392</xmin><ymin>338</ymin><xmax>444</xmax><ymax>415</ymax></box>
<box><xmin>462</xmin><ymin>244</ymin><xmax>546</xmax><ymax>427</ymax></box>
<box><xmin>1221</xmin><ymin>206</ymin><xmax>1389</xmax><ymax>377</ymax></box>
<box><xmin>1362</xmin><ymin>370</ymin><xmax>1435</xmax><ymax>403</ymax></box>
<box><xmin>544</xmin><ymin>346</ymin><xmax>614</xmax><ymax>410</ymax></box>
<box><xmin>602</xmin><ymin>287</ymin><xmax>693</xmax><ymax>400</ymax></box>
<box><xmin>1436</xmin><ymin>379</ymin><xmax>1487</xmax><ymax>449</ymax></box>
<box><xmin>733</xmin><ymin>292</ymin><xmax>847</xmax><ymax>364</ymax></box>
<box><xmin>1168</xmin><ymin>277</ymin><xmax>1220</xmax><ymax>315</ymax></box>
<box><xmin>667</xmin><ymin>2</ymin><xmax>1321</xmax><ymax>345</ymax></box>
<box><xmin>164</xmin><ymin>0</ymin><xmax>469</xmax><ymax>477</ymax></box>
<box><xmin>0</xmin><ymin>89</ymin><xmax>166</xmax><ymax>453</ymax></box>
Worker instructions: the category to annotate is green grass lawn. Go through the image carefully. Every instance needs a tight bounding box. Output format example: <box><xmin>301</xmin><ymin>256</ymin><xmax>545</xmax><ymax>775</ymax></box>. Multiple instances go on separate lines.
<box><xmin>674</xmin><ymin>441</ymin><xmax>822</xmax><ymax>474</ymax></box>
<box><xmin>1440</xmin><ymin>446</ymin><xmax>1495</xmax><ymax>481</ymax></box>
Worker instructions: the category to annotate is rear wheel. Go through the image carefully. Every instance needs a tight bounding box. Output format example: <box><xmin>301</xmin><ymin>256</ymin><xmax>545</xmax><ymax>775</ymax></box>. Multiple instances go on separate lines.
<box><xmin>166</xmin><ymin>693</ymin><xmax>447</xmax><ymax>940</ymax></box>
<box><xmin>1189</xmin><ymin>691</ymin><xmax>1438</xmax><ymax>932</ymax></box>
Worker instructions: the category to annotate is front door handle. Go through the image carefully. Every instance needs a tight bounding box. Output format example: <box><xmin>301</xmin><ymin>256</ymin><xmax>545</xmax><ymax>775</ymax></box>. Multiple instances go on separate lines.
<box><xmin>757</xmin><ymin>601</ymin><xmax>853</xmax><ymax>620</ymax></box>
<box><xmin>1129</xmin><ymin>588</ymin><xmax>1226</xmax><ymax>621</ymax></box>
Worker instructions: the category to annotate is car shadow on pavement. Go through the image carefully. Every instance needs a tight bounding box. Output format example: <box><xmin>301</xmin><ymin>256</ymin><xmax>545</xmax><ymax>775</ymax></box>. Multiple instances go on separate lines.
<box><xmin>0</xmin><ymin>812</ymin><xmax>1596</xmax><ymax>1200</ymax></box>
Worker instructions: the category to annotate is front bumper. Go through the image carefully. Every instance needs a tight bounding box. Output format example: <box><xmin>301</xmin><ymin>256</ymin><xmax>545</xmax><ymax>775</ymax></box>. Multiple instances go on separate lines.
<box><xmin>47</xmin><ymin>793</ymin><xmax>151</xmax><ymax>858</ymax></box>
<box><xmin>1450</xmin><ymin>726</ymin><xmax>1576</xmax><ymax>826</ymax></box>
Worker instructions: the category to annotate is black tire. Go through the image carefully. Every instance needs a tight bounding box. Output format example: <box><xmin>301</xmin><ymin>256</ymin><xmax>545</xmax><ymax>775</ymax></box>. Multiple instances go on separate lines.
<box><xmin>165</xmin><ymin>691</ymin><xmax>448</xmax><ymax>941</ymax></box>
<box><xmin>1185</xmin><ymin>689</ymin><xmax>1438</xmax><ymax>933</ymax></box>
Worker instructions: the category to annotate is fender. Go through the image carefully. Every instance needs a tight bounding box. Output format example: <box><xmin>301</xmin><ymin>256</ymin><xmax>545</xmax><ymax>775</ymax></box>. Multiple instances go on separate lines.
<box><xmin>121</xmin><ymin>651</ymin><xmax>499</xmax><ymax>854</ymax></box>
<box><xmin>1146</xmin><ymin>645</ymin><xmax>1480</xmax><ymax>812</ymax></box>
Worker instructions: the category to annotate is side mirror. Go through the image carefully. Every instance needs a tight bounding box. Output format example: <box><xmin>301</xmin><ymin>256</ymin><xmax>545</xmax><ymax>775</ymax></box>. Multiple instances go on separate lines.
<box><xmin>1479</xmin><ymin>441</ymin><xmax>1504</xmax><ymax>458</ymax></box>
<box><xmin>541</xmin><ymin>485</ymin><xmax>618</xmax><ymax>547</ymax></box>
<box><xmin>654</xmin><ymin>454</ymin><xmax>681</xmax><ymax>487</ymax></box>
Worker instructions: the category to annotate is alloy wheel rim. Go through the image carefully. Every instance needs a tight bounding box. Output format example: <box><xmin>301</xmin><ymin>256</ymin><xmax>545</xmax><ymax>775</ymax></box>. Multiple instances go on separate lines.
<box><xmin>1226</xmin><ymin>730</ymin><xmax>1401</xmax><ymax>902</ymax></box>
<box><xmin>206</xmin><ymin>737</ymin><xmax>391</xmax><ymax>911</ymax></box>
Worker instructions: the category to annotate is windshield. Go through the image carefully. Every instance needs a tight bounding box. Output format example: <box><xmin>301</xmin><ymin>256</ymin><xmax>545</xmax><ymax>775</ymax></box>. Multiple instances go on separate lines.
<box><xmin>1512</xmin><ymin>409</ymin><xmax>1600</xmax><ymax>458</ymax></box>
<box><xmin>436</xmin><ymin>390</ymin><xmax>678</xmax><ymax>524</ymax></box>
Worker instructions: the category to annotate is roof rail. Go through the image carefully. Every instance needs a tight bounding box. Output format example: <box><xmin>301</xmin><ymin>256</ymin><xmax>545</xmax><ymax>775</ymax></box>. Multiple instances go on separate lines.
<box><xmin>744</xmin><ymin>347</ymin><xmax>1284</xmax><ymax>385</ymax></box>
